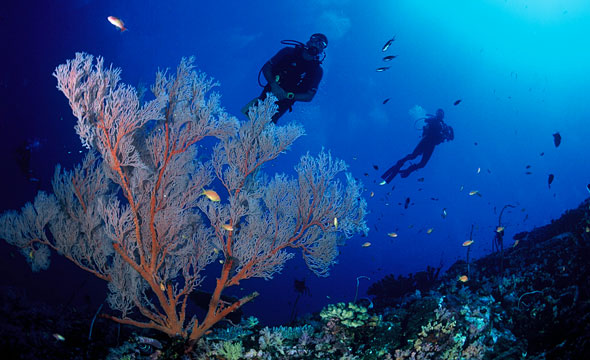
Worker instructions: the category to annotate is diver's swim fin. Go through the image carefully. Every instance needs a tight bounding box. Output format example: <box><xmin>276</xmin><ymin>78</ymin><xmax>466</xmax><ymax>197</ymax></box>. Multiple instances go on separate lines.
<box><xmin>381</xmin><ymin>165</ymin><xmax>400</xmax><ymax>184</ymax></box>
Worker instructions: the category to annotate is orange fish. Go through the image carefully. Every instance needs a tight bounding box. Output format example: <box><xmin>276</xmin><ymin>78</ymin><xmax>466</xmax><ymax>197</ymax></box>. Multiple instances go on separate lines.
<box><xmin>387</xmin><ymin>232</ymin><xmax>398</xmax><ymax>238</ymax></box>
<box><xmin>361</xmin><ymin>242</ymin><xmax>372</xmax><ymax>247</ymax></box>
<box><xmin>221</xmin><ymin>224</ymin><xmax>233</xmax><ymax>231</ymax></box>
<box><xmin>462</xmin><ymin>240</ymin><xmax>474</xmax><ymax>247</ymax></box>
<box><xmin>107</xmin><ymin>16</ymin><xmax>128</xmax><ymax>32</ymax></box>
<box><xmin>426</xmin><ymin>228</ymin><xmax>433</xmax><ymax>234</ymax></box>
<box><xmin>458</xmin><ymin>275</ymin><xmax>468</xmax><ymax>282</ymax></box>
<box><xmin>496</xmin><ymin>226</ymin><xmax>505</xmax><ymax>233</ymax></box>
<box><xmin>202</xmin><ymin>189</ymin><xmax>220</xmax><ymax>202</ymax></box>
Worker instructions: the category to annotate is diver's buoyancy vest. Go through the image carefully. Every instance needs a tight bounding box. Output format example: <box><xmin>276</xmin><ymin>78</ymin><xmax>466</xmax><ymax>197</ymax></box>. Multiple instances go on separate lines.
<box><xmin>273</xmin><ymin>47</ymin><xmax>320</xmax><ymax>92</ymax></box>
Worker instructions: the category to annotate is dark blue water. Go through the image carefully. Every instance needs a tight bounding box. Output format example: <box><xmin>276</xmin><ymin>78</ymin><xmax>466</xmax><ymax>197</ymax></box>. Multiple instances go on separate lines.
<box><xmin>1</xmin><ymin>0</ymin><xmax>589</xmax><ymax>328</ymax></box>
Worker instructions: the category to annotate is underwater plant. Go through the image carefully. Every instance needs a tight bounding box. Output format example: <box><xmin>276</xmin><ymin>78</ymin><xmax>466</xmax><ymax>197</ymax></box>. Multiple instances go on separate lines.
<box><xmin>0</xmin><ymin>53</ymin><xmax>368</xmax><ymax>348</ymax></box>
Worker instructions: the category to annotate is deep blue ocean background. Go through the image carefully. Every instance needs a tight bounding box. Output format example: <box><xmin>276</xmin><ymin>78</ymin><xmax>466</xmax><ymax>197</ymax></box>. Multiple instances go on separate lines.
<box><xmin>1</xmin><ymin>0</ymin><xmax>589</xmax><ymax>327</ymax></box>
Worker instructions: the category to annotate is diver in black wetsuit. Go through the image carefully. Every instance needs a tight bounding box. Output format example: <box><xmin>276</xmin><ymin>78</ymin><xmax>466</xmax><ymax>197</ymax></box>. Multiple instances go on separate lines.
<box><xmin>381</xmin><ymin>109</ymin><xmax>454</xmax><ymax>183</ymax></box>
<box><xmin>242</xmin><ymin>33</ymin><xmax>327</xmax><ymax>123</ymax></box>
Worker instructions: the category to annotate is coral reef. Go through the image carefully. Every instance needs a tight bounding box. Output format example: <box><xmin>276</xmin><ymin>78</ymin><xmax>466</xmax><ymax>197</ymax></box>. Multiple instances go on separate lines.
<box><xmin>0</xmin><ymin>53</ymin><xmax>368</xmax><ymax>348</ymax></box>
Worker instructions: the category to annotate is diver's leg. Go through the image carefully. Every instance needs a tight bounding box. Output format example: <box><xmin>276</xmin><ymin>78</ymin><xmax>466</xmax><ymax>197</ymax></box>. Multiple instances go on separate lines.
<box><xmin>271</xmin><ymin>101</ymin><xmax>291</xmax><ymax>123</ymax></box>
<box><xmin>381</xmin><ymin>163</ymin><xmax>401</xmax><ymax>183</ymax></box>
<box><xmin>381</xmin><ymin>151</ymin><xmax>415</xmax><ymax>183</ymax></box>
<box><xmin>399</xmin><ymin>146</ymin><xmax>434</xmax><ymax>178</ymax></box>
<box><xmin>241</xmin><ymin>97</ymin><xmax>260</xmax><ymax>117</ymax></box>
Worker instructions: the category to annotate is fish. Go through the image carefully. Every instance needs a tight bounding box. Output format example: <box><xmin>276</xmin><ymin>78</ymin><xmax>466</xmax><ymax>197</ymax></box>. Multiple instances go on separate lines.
<box><xmin>382</xmin><ymin>98</ymin><xmax>390</xmax><ymax>104</ymax></box>
<box><xmin>540</xmin><ymin>152</ymin><xmax>544</xmax><ymax>156</ymax></box>
<box><xmin>553</xmin><ymin>132</ymin><xmax>561</xmax><ymax>148</ymax></box>
<box><xmin>587</xmin><ymin>184</ymin><xmax>590</xmax><ymax>193</ymax></box>
<box><xmin>460</xmin><ymin>185</ymin><xmax>464</xmax><ymax>192</ymax></box>
<box><xmin>454</xmin><ymin>99</ymin><xmax>462</xmax><ymax>106</ymax></box>
<box><xmin>362</xmin><ymin>242</ymin><xmax>372</xmax><ymax>247</ymax></box>
<box><xmin>160</xmin><ymin>283</ymin><xmax>166</xmax><ymax>291</ymax></box>
<box><xmin>376</xmin><ymin>66</ymin><xmax>391</xmax><ymax>72</ymax></box>
<box><xmin>107</xmin><ymin>16</ymin><xmax>128</xmax><ymax>32</ymax></box>
<box><xmin>417</xmin><ymin>177</ymin><xmax>424</xmax><ymax>182</ymax></box>
<box><xmin>53</xmin><ymin>333</ymin><xmax>66</xmax><ymax>341</ymax></box>
<box><xmin>373</xmin><ymin>164</ymin><xmax>379</xmax><ymax>170</ymax></box>
<box><xmin>202</xmin><ymin>189</ymin><xmax>221</xmax><ymax>202</ymax></box>
<box><xmin>525</xmin><ymin>171</ymin><xmax>532</xmax><ymax>175</ymax></box>
<box><xmin>513</xmin><ymin>240</ymin><xmax>520</xmax><ymax>248</ymax></box>
<box><xmin>370</xmin><ymin>191</ymin><xmax>374</xmax><ymax>197</ymax></box>
<box><xmin>474</xmin><ymin>142</ymin><xmax>478</xmax><ymax>146</ymax></box>
<box><xmin>477</xmin><ymin>167</ymin><xmax>481</xmax><ymax>174</ymax></box>
<box><xmin>458</xmin><ymin>275</ymin><xmax>468</xmax><ymax>283</ymax></box>
<box><xmin>468</xmin><ymin>190</ymin><xmax>480</xmax><ymax>196</ymax></box>
<box><xmin>382</xmin><ymin>55</ymin><xmax>397</xmax><ymax>61</ymax></box>
<box><xmin>381</xmin><ymin>35</ymin><xmax>396</xmax><ymax>52</ymax></box>
<box><xmin>404</xmin><ymin>197</ymin><xmax>410</xmax><ymax>209</ymax></box>
<box><xmin>548</xmin><ymin>174</ymin><xmax>554</xmax><ymax>188</ymax></box>
<box><xmin>379</xmin><ymin>180</ymin><xmax>387</xmax><ymax>186</ymax></box>
<box><xmin>441</xmin><ymin>208</ymin><xmax>447</xmax><ymax>218</ymax></box>
<box><xmin>387</xmin><ymin>232</ymin><xmax>398</xmax><ymax>238</ymax></box>
<box><xmin>496</xmin><ymin>226</ymin><xmax>505</xmax><ymax>233</ymax></box>
<box><xmin>333</xmin><ymin>217</ymin><xmax>338</xmax><ymax>229</ymax></box>
<box><xmin>426</xmin><ymin>228</ymin><xmax>433</xmax><ymax>234</ymax></box>
<box><xmin>222</xmin><ymin>224</ymin><xmax>234</xmax><ymax>231</ymax></box>
<box><xmin>525</xmin><ymin>165</ymin><xmax>531</xmax><ymax>169</ymax></box>
<box><xmin>462</xmin><ymin>240</ymin><xmax>474</xmax><ymax>246</ymax></box>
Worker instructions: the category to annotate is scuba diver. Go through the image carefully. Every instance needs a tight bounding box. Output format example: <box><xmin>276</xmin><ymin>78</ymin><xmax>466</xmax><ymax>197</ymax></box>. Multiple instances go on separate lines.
<box><xmin>241</xmin><ymin>33</ymin><xmax>328</xmax><ymax>123</ymax></box>
<box><xmin>381</xmin><ymin>109</ymin><xmax>454</xmax><ymax>183</ymax></box>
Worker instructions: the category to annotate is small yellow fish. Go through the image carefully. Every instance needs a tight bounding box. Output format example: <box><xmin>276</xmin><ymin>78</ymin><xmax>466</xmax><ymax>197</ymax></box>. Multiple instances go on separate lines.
<box><xmin>458</xmin><ymin>275</ymin><xmax>468</xmax><ymax>283</ymax></box>
<box><xmin>222</xmin><ymin>224</ymin><xmax>234</xmax><ymax>231</ymax></box>
<box><xmin>29</xmin><ymin>250</ymin><xmax>34</xmax><ymax>258</ymax></box>
<box><xmin>462</xmin><ymin>240</ymin><xmax>474</xmax><ymax>247</ymax></box>
<box><xmin>585</xmin><ymin>226</ymin><xmax>590</xmax><ymax>233</ymax></box>
<box><xmin>426</xmin><ymin>228</ymin><xmax>433</xmax><ymax>234</ymax></box>
<box><xmin>219</xmin><ymin>259</ymin><xmax>224</xmax><ymax>264</ymax></box>
<box><xmin>477</xmin><ymin>167</ymin><xmax>481</xmax><ymax>174</ymax></box>
<box><xmin>333</xmin><ymin>217</ymin><xmax>338</xmax><ymax>229</ymax></box>
<box><xmin>160</xmin><ymin>283</ymin><xmax>165</xmax><ymax>291</ymax></box>
<box><xmin>387</xmin><ymin>232</ymin><xmax>398</xmax><ymax>238</ymax></box>
<box><xmin>496</xmin><ymin>226</ymin><xmax>505</xmax><ymax>233</ymax></box>
<box><xmin>202</xmin><ymin>189</ymin><xmax>221</xmax><ymax>202</ymax></box>
<box><xmin>370</xmin><ymin>191</ymin><xmax>374</xmax><ymax>197</ymax></box>
<box><xmin>513</xmin><ymin>240</ymin><xmax>520</xmax><ymax>248</ymax></box>
<box><xmin>379</xmin><ymin>180</ymin><xmax>387</xmax><ymax>186</ymax></box>
<box><xmin>53</xmin><ymin>333</ymin><xmax>66</xmax><ymax>341</ymax></box>
<box><xmin>469</xmin><ymin>190</ymin><xmax>479</xmax><ymax>196</ymax></box>
<box><xmin>107</xmin><ymin>16</ymin><xmax>128</xmax><ymax>32</ymax></box>
<box><xmin>361</xmin><ymin>242</ymin><xmax>372</xmax><ymax>247</ymax></box>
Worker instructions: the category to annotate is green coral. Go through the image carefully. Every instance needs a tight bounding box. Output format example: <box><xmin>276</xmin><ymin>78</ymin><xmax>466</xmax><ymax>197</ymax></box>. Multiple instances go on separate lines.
<box><xmin>214</xmin><ymin>341</ymin><xmax>243</xmax><ymax>360</ymax></box>
<box><xmin>320</xmin><ymin>302</ymin><xmax>371</xmax><ymax>328</ymax></box>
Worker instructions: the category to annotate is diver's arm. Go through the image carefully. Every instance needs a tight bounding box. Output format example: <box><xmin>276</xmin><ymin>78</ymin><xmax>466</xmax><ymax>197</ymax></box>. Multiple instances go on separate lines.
<box><xmin>262</xmin><ymin>62</ymin><xmax>286</xmax><ymax>100</ymax></box>
<box><xmin>293</xmin><ymin>66</ymin><xmax>323</xmax><ymax>102</ymax></box>
<box><xmin>293</xmin><ymin>89</ymin><xmax>316</xmax><ymax>102</ymax></box>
